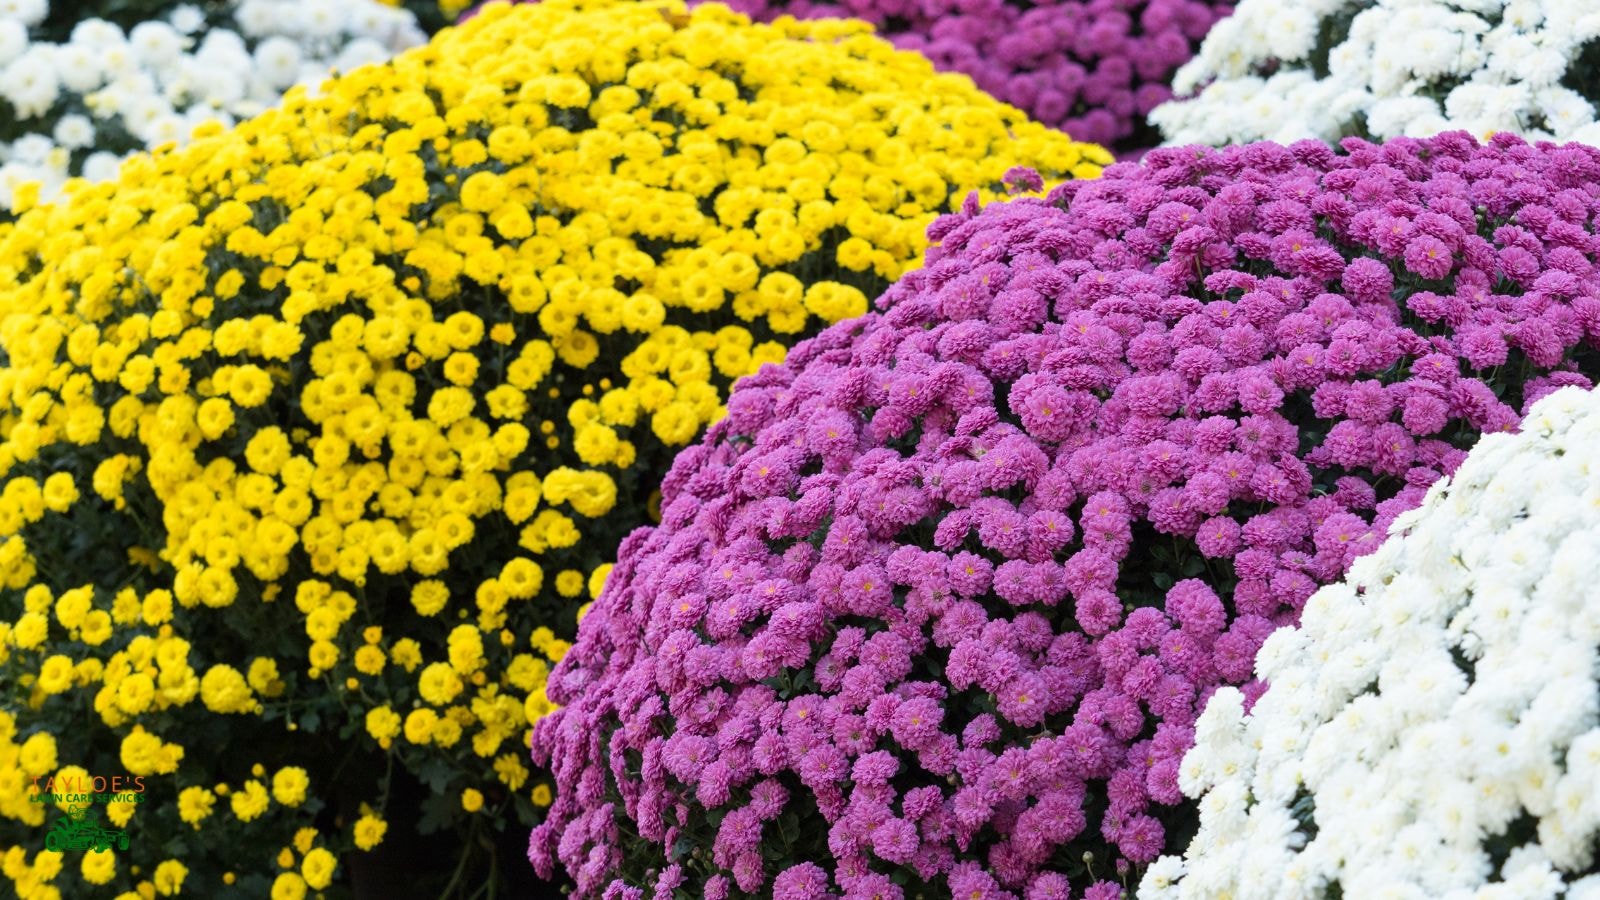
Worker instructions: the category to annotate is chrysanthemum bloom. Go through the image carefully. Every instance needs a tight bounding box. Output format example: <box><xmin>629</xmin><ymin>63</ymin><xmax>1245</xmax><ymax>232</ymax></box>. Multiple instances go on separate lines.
<box><xmin>1146</xmin><ymin>385</ymin><xmax>1600</xmax><ymax>899</ymax></box>
<box><xmin>0</xmin><ymin>0</ymin><xmax>1105</xmax><ymax>894</ymax></box>
<box><xmin>533</xmin><ymin>132</ymin><xmax>1600</xmax><ymax>896</ymax></box>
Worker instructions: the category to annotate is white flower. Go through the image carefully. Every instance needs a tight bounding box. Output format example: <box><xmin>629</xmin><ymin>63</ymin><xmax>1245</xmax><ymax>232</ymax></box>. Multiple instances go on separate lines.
<box><xmin>333</xmin><ymin>37</ymin><xmax>390</xmax><ymax>74</ymax></box>
<box><xmin>80</xmin><ymin>150</ymin><xmax>121</xmax><ymax>182</ymax></box>
<box><xmin>169</xmin><ymin>5</ymin><xmax>208</xmax><ymax>35</ymax></box>
<box><xmin>1</xmin><ymin>48</ymin><xmax>59</xmax><ymax>118</ymax></box>
<box><xmin>295</xmin><ymin>0</ymin><xmax>345</xmax><ymax>39</ymax></box>
<box><xmin>1142</xmin><ymin>855</ymin><xmax>1185</xmax><ymax>897</ymax></box>
<box><xmin>68</xmin><ymin>19</ymin><xmax>127</xmax><ymax>50</ymax></box>
<box><xmin>8</xmin><ymin>131</ymin><xmax>50</xmax><ymax>164</ymax></box>
<box><xmin>1367</xmin><ymin>97</ymin><xmax>1442</xmax><ymax>138</ymax></box>
<box><xmin>52</xmin><ymin>42</ymin><xmax>105</xmax><ymax>94</ymax></box>
<box><xmin>234</xmin><ymin>0</ymin><xmax>280</xmax><ymax>38</ymax></box>
<box><xmin>195</xmin><ymin>29</ymin><xmax>250</xmax><ymax>67</ymax></box>
<box><xmin>253</xmin><ymin>36</ymin><xmax>303</xmax><ymax>90</ymax></box>
<box><xmin>128</xmin><ymin>21</ymin><xmax>187</xmax><ymax>68</ymax></box>
<box><xmin>1147</xmin><ymin>386</ymin><xmax>1600</xmax><ymax>898</ymax></box>
<box><xmin>119</xmin><ymin>93</ymin><xmax>174</xmax><ymax>136</ymax></box>
<box><xmin>0</xmin><ymin>0</ymin><xmax>47</xmax><ymax>27</ymax></box>
<box><xmin>52</xmin><ymin>114</ymin><xmax>94</xmax><ymax>149</ymax></box>
<box><xmin>0</xmin><ymin>19</ymin><xmax>26</xmax><ymax>68</ymax></box>
<box><xmin>142</xmin><ymin>113</ymin><xmax>190</xmax><ymax>147</ymax></box>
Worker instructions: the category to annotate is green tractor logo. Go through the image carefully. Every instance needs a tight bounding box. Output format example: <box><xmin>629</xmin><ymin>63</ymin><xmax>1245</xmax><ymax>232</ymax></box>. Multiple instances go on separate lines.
<box><xmin>44</xmin><ymin>805</ymin><xmax>128</xmax><ymax>853</ymax></box>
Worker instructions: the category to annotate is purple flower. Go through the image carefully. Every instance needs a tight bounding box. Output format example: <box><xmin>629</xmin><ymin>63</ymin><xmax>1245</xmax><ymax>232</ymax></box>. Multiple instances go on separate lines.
<box><xmin>870</xmin><ymin>816</ymin><xmax>920</xmax><ymax>864</ymax></box>
<box><xmin>773</xmin><ymin>862</ymin><xmax>832</xmax><ymax>900</ymax></box>
<box><xmin>532</xmin><ymin>132</ymin><xmax>1600</xmax><ymax>899</ymax></box>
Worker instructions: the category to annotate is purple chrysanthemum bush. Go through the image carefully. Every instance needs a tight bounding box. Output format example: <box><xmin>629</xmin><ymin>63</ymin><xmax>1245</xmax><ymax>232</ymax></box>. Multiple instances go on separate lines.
<box><xmin>530</xmin><ymin>132</ymin><xmax>1600</xmax><ymax>899</ymax></box>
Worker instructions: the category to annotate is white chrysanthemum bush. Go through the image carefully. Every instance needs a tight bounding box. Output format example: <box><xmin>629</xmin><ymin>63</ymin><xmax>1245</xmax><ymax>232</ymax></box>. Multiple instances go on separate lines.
<box><xmin>1144</xmin><ymin>385</ymin><xmax>1600</xmax><ymax>899</ymax></box>
<box><xmin>0</xmin><ymin>0</ymin><xmax>424</xmax><ymax>210</ymax></box>
<box><xmin>1153</xmin><ymin>0</ymin><xmax>1600</xmax><ymax>145</ymax></box>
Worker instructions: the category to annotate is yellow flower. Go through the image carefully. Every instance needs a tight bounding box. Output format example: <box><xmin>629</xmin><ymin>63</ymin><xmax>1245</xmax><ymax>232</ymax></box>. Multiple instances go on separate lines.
<box><xmin>554</xmin><ymin>570</ymin><xmax>584</xmax><ymax>598</ymax></box>
<box><xmin>364</xmin><ymin>706</ymin><xmax>402</xmax><ymax>746</ymax></box>
<box><xmin>418</xmin><ymin>663</ymin><xmax>464</xmax><ymax>706</ymax></box>
<box><xmin>354</xmin><ymin>644</ymin><xmax>386</xmax><ymax>675</ymax></box>
<box><xmin>493</xmin><ymin>754</ymin><xmax>529</xmax><ymax>790</ymax></box>
<box><xmin>404</xmin><ymin>708</ymin><xmax>438</xmax><ymax>745</ymax></box>
<box><xmin>54</xmin><ymin>587</ymin><xmax>92</xmax><ymax>630</ymax></box>
<box><xmin>271</xmin><ymin>767</ymin><xmax>310</xmax><ymax>807</ymax></box>
<box><xmin>177</xmin><ymin>786</ymin><xmax>216</xmax><ymax>828</ymax></box>
<box><xmin>411</xmin><ymin>580</ymin><xmax>450</xmax><ymax>617</ymax></box>
<box><xmin>19</xmin><ymin>733</ymin><xmax>57</xmax><ymax>776</ymax></box>
<box><xmin>391</xmin><ymin>638</ymin><xmax>423</xmax><ymax>672</ymax></box>
<box><xmin>230</xmin><ymin>780</ymin><xmax>270</xmax><ymax>822</ymax></box>
<box><xmin>36</xmin><ymin>655</ymin><xmax>74</xmax><ymax>694</ymax></box>
<box><xmin>107</xmin><ymin>798</ymin><xmax>137</xmax><ymax>827</ymax></box>
<box><xmin>460</xmin><ymin>788</ymin><xmax>484</xmax><ymax>813</ymax></box>
<box><xmin>589</xmin><ymin>564</ymin><xmax>613</xmax><ymax>600</ymax></box>
<box><xmin>41</xmin><ymin>473</ymin><xmax>78</xmax><ymax>512</ymax></box>
<box><xmin>247</xmin><ymin>658</ymin><xmax>285</xmax><ymax>697</ymax></box>
<box><xmin>532</xmin><ymin>784</ymin><xmax>553</xmax><ymax>807</ymax></box>
<box><xmin>81</xmin><ymin>849</ymin><xmax>116</xmax><ymax>885</ymax></box>
<box><xmin>354</xmin><ymin>813</ymin><xmax>388</xmax><ymax>851</ymax></box>
<box><xmin>153</xmin><ymin>860</ymin><xmax>187</xmax><ymax>896</ymax></box>
<box><xmin>300</xmin><ymin>848</ymin><xmax>336</xmax><ymax>891</ymax></box>
<box><xmin>271</xmin><ymin>872</ymin><xmax>307</xmax><ymax>900</ymax></box>
<box><xmin>200</xmin><ymin>665</ymin><xmax>260</xmax><ymax>714</ymax></box>
<box><xmin>447</xmin><ymin>625</ymin><xmax>484</xmax><ymax>675</ymax></box>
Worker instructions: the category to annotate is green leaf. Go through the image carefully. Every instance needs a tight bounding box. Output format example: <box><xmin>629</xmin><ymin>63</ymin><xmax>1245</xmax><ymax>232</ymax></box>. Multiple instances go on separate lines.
<box><xmin>417</xmin><ymin>759</ymin><xmax>453</xmax><ymax>794</ymax></box>
<box><xmin>416</xmin><ymin>791</ymin><xmax>457</xmax><ymax>836</ymax></box>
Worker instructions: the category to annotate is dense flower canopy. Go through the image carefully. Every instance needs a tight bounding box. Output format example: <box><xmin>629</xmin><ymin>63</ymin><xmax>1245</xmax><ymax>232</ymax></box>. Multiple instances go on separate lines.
<box><xmin>0</xmin><ymin>0</ymin><xmax>1105</xmax><ymax>894</ymax></box>
<box><xmin>531</xmin><ymin>132</ymin><xmax>1600</xmax><ymax>897</ymax></box>
<box><xmin>1156</xmin><ymin>0</ymin><xmax>1600</xmax><ymax>146</ymax></box>
<box><xmin>707</xmin><ymin>0</ymin><xmax>1228</xmax><ymax>150</ymax></box>
<box><xmin>1147</xmin><ymin>385</ymin><xmax>1600</xmax><ymax>899</ymax></box>
<box><xmin>0</xmin><ymin>0</ymin><xmax>425</xmax><ymax>208</ymax></box>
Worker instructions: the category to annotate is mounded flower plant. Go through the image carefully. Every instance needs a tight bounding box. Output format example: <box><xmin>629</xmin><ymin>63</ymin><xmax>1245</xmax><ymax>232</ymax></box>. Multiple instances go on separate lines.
<box><xmin>0</xmin><ymin>0</ymin><xmax>1107</xmax><ymax>895</ymax></box>
<box><xmin>1146</xmin><ymin>385</ymin><xmax>1600</xmax><ymax>899</ymax></box>
<box><xmin>1155</xmin><ymin>0</ymin><xmax>1600</xmax><ymax>146</ymax></box>
<box><xmin>532</xmin><ymin>132</ymin><xmax>1600</xmax><ymax>898</ymax></box>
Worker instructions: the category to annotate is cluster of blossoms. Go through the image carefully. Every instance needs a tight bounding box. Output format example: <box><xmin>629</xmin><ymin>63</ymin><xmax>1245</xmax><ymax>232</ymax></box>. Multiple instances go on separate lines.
<box><xmin>531</xmin><ymin>131</ymin><xmax>1600</xmax><ymax>897</ymax></box>
<box><xmin>0</xmin><ymin>0</ymin><xmax>1104</xmax><ymax>894</ymax></box>
<box><xmin>0</xmin><ymin>0</ymin><xmax>425</xmax><ymax>210</ymax></box>
<box><xmin>0</xmin><ymin>710</ymin><xmax>362</xmax><ymax>899</ymax></box>
<box><xmin>1146</xmin><ymin>385</ymin><xmax>1600</xmax><ymax>899</ymax></box>
<box><xmin>635</xmin><ymin>0</ymin><xmax>1230</xmax><ymax>150</ymax></box>
<box><xmin>1155</xmin><ymin>0</ymin><xmax>1600</xmax><ymax>146</ymax></box>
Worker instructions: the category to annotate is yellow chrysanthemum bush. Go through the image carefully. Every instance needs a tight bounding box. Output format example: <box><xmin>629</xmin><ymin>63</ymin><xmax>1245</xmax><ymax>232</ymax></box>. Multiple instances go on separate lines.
<box><xmin>0</xmin><ymin>0</ymin><xmax>1109</xmax><ymax>894</ymax></box>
